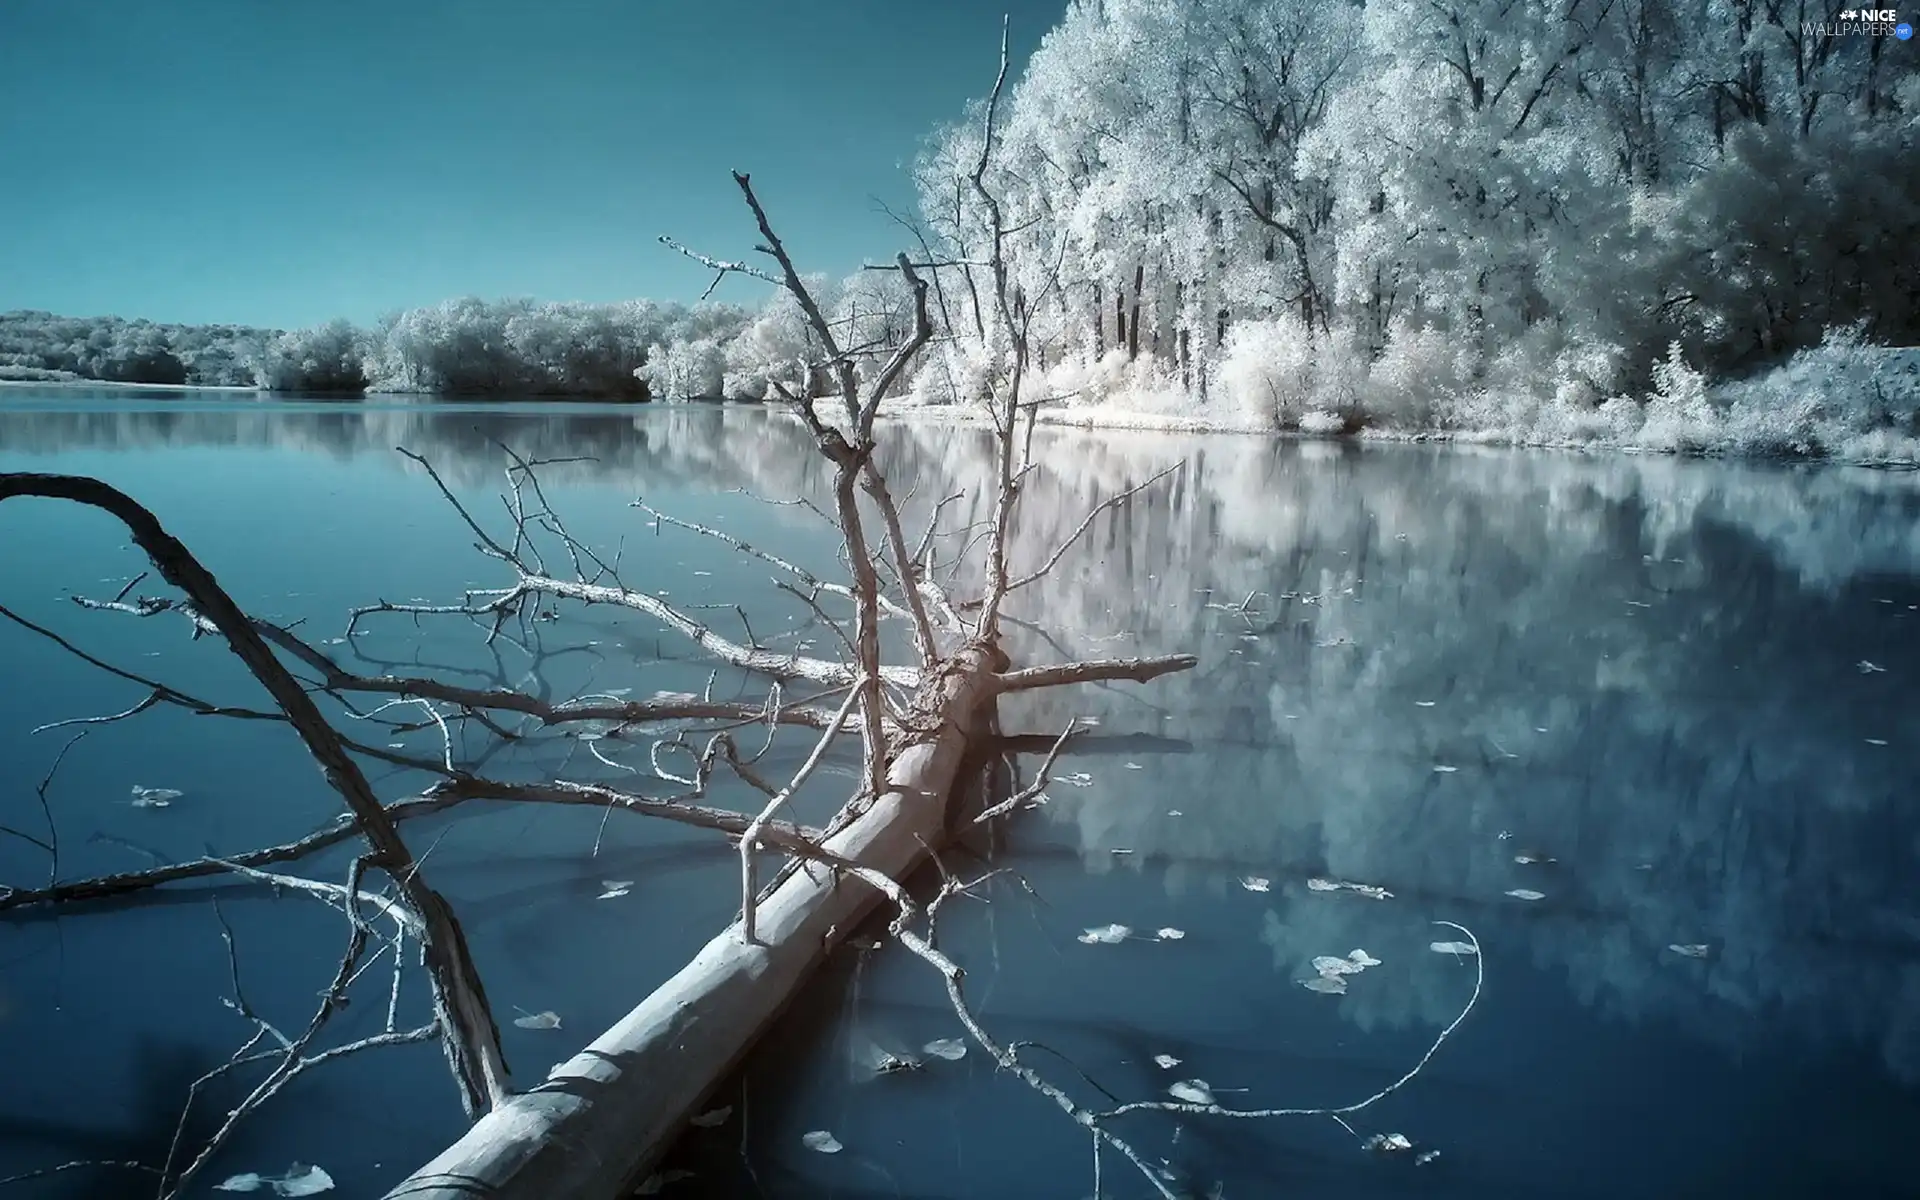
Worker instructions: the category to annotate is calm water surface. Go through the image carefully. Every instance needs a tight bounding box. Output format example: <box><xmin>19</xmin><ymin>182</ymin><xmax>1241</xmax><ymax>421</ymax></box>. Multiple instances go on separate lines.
<box><xmin>1</xmin><ymin>391</ymin><xmax>1917</xmax><ymax>1199</ymax></box>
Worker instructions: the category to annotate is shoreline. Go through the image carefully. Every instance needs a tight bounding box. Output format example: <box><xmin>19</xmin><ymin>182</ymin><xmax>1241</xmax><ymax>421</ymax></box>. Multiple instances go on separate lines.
<box><xmin>0</xmin><ymin>378</ymin><xmax>261</xmax><ymax>393</ymax></box>
<box><xmin>5</xmin><ymin>377</ymin><xmax>1913</xmax><ymax>470</ymax></box>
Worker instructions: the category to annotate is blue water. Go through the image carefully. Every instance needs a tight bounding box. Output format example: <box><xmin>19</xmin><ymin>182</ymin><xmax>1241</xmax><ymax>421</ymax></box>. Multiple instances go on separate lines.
<box><xmin>2</xmin><ymin>391</ymin><xmax>1917</xmax><ymax>1199</ymax></box>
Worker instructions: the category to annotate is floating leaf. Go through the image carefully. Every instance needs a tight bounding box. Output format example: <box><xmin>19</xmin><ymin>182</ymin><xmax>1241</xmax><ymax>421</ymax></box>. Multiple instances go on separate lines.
<box><xmin>1301</xmin><ymin>975</ymin><xmax>1348</xmax><ymax>994</ymax></box>
<box><xmin>801</xmin><ymin>1130</ymin><xmax>842</xmax><ymax>1154</ymax></box>
<box><xmin>1155</xmin><ymin>928</ymin><xmax>1186</xmax><ymax>941</ymax></box>
<box><xmin>1153</xmin><ymin>1054</ymin><xmax>1182</xmax><ymax>1069</ymax></box>
<box><xmin>1125</xmin><ymin>762</ymin><xmax>1144</xmax><ymax>770</ymax></box>
<box><xmin>1078</xmin><ymin>923</ymin><xmax>1131</xmax><ymax>945</ymax></box>
<box><xmin>1667</xmin><ymin>943</ymin><xmax>1711</xmax><ymax>958</ymax></box>
<box><xmin>513</xmin><ymin>1009</ymin><xmax>562</xmax><ymax>1030</ymax></box>
<box><xmin>1348</xmin><ymin>948</ymin><xmax>1381</xmax><ymax>967</ymax></box>
<box><xmin>922</xmin><ymin>1038</ymin><xmax>968</xmax><ymax>1061</ymax></box>
<box><xmin>1414</xmin><ymin>700</ymin><xmax>1437</xmax><ymax>707</ymax></box>
<box><xmin>130</xmin><ymin>785</ymin><xmax>181</xmax><ymax>808</ymax></box>
<box><xmin>216</xmin><ymin>1177</ymin><xmax>266</xmax><ymax>1194</ymax></box>
<box><xmin>1168</xmin><ymin>1079</ymin><xmax>1215</xmax><ymax>1105</ymax></box>
<box><xmin>1061</xmin><ymin>772</ymin><xmax>1094</xmax><ymax>787</ymax></box>
<box><xmin>1313</xmin><ymin>955</ymin><xmax>1366</xmax><ymax>977</ymax></box>
<box><xmin>1240</xmin><ymin>876</ymin><xmax>1271</xmax><ymax>893</ymax></box>
<box><xmin>1865</xmin><ymin>738</ymin><xmax>1888</xmax><ymax>746</ymax></box>
<box><xmin>1513</xmin><ymin>853</ymin><xmax>1557</xmax><ymax>865</ymax></box>
<box><xmin>274</xmin><ymin>1166</ymin><xmax>334</xmax><ymax>1197</ymax></box>
<box><xmin>689</xmin><ymin>1106</ymin><xmax>732</xmax><ymax>1127</ymax></box>
<box><xmin>1432</xmin><ymin>764</ymin><xmax>1459</xmax><ymax>774</ymax></box>
<box><xmin>1110</xmin><ymin>847</ymin><xmax>1135</xmax><ymax>856</ymax></box>
<box><xmin>1858</xmin><ymin>660</ymin><xmax>1886</xmax><ymax>674</ymax></box>
<box><xmin>1505</xmin><ymin>888</ymin><xmax>1546</xmax><ymax>901</ymax></box>
<box><xmin>1416</xmin><ymin>1150</ymin><xmax>1442</xmax><ymax>1166</ymax></box>
<box><xmin>1365</xmin><ymin>1133</ymin><xmax>1414</xmax><ymax>1153</ymax></box>
<box><xmin>596</xmin><ymin>881</ymin><xmax>633</xmax><ymax>900</ymax></box>
<box><xmin>1430</xmin><ymin>941</ymin><xmax>1478</xmax><ymax>956</ymax></box>
<box><xmin>1308</xmin><ymin>877</ymin><xmax>1394</xmax><ymax>900</ymax></box>
<box><xmin>1167</xmin><ymin>809</ymin><xmax>1184</xmax><ymax>817</ymax></box>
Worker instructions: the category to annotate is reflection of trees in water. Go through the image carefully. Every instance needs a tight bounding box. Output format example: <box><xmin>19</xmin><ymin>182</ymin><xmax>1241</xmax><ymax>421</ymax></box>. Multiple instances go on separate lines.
<box><xmin>933</xmin><ymin>430</ymin><xmax>1920</xmax><ymax>1087</ymax></box>
<box><xmin>10</xmin><ymin>402</ymin><xmax>1920</xmax><ymax>1084</ymax></box>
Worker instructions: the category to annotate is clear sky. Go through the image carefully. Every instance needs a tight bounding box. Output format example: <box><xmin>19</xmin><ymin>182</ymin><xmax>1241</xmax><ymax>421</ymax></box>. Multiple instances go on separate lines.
<box><xmin>0</xmin><ymin>0</ymin><xmax>1057</xmax><ymax>329</ymax></box>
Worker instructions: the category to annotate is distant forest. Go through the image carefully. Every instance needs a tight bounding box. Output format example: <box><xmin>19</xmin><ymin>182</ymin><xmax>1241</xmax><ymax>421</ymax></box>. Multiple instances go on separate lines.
<box><xmin>5</xmin><ymin>0</ymin><xmax>1917</xmax><ymax>439</ymax></box>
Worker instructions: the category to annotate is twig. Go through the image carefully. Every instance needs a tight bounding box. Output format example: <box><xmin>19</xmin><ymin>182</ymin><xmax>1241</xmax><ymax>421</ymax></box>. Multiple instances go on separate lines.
<box><xmin>740</xmin><ymin>685</ymin><xmax>863</xmax><ymax>945</ymax></box>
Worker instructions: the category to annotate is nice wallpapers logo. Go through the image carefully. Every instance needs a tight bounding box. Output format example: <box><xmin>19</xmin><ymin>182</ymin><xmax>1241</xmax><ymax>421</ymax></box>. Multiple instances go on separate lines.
<box><xmin>1817</xmin><ymin>8</ymin><xmax>1914</xmax><ymax>35</ymax></box>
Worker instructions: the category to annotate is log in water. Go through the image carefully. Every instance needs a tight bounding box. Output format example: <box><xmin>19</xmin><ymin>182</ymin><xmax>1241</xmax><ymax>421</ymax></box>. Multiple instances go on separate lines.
<box><xmin>384</xmin><ymin>645</ymin><xmax>1001</xmax><ymax>1200</ymax></box>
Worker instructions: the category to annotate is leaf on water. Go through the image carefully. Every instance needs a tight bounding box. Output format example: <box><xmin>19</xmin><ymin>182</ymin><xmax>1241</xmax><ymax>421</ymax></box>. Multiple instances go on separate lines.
<box><xmin>1365</xmin><ymin>1132</ymin><xmax>1414</xmax><ymax>1153</ymax></box>
<box><xmin>1301</xmin><ymin>975</ymin><xmax>1348</xmax><ymax>994</ymax></box>
<box><xmin>512</xmin><ymin>1009</ymin><xmax>562</xmax><ymax>1030</ymax></box>
<box><xmin>801</xmin><ymin>1130</ymin><xmax>842</xmax><ymax>1154</ymax></box>
<box><xmin>1110</xmin><ymin>847</ymin><xmax>1135</xmax><ymax>856</ymax></box>
<box><xmin>1513</xmin><ymin>853</ymin><xmax>1557</xmax><ymax>865</ymax></box>
<box><xmin>1347</xmin><ymin>948</ymin><xmax>1382</xmax><ymax>968</ymax></box>
<box><xmin>1857</xmin><ymin>660</ymin><xmax>1886</xmax><ymax>674</ymax></box>
<box><xmin>1667</xmin><ymin>943</ymin><xmax>1711</xmax><ymax>958</ymax></box>
<box><xmin>635</xmin><ymin>1170</ymin><xmax>696</xmax><ymax>1195</ymax></box>
<box><xmin>1240</xmin><ymin>876</ymin><xmax>1271</xmax><ymax>892</ymax></box>
<box><xmin>1168</xmin><ymin>1079</ymin><xmax>1215</xmax><ymax>1105</ymax></box>
<box><xmin>1432</xmin><ymin>764</ymin><xmax>1459</xmax><ymax>773</ymax></box>
<box><xmin>1416</xmin><ymin>1150</ymin><xmax>1442</xmax><ymax>1166</ymax></box>
<box><xmin>1078</xmin><ymin>923</ymin><xmax>1131</xmax><ymax>945</ymax></box>
<box><xmin>1153</xmin><ymin>1054</ymin><xmax>1182</xmax><ymax>1069</ymax></box>
<box><xmin>130</xmin><ymin>785</ymin><xmax>182</xmax><ymax>808</ymax></box>
<box><xmin>1167</xmin><ymin>809</ymin><xmax>1184</xmax><ymax>817</ymax></box>
<box><xmin>596</xmin><ymin>881</ymin><xmax>634</xmax><ymax>900</ymax></box>
<box><xmin>1125</xmin><ymin>762</ymin><xmax>1144</xmax><ymax>770</ymax></box>
<box><xmin>1308</xmin><ymin>877</ymin><xmax>1394</xmax><ymax>900</ymax></box>
<box><xmin>689</xmin><ymin>1106</ymin><xmax>732</xmax><ymax>1127</ymax></box>
<box><xmin>1312</xmin><ymin>955</ymin><xmax>1366</xmax><ymax>977</ymax></box>
<box><xmin>923</xmin><ymin>1038</ymin><xmax>968</xmax><ymax>1061</ymax></box>
<box><xmin>216</xmin><ymin>1176</ymin><xmax>266</xmax><ymax>1193</ymax></box>
<box><xmin>1430</xmin><ymin>941</ymin><xmax>1478</xmax><ymax>956</ymax></box>
<box><xmin>1865</xmin><ymin>738</ymin><xmax>1888</xmax><ymax>746</ymax></box>
<box><xmin>274</xmin><ymin>1166</ymin><xmax>335</xmax><ymax>1197</ymax></box>
<box><xmin>1062</xmin><ymin>772</ymin><xmax>1095</xmax><ymax>787</ymax></box>
<box><xmin>1504</xmin><ymin>888</ymin><xmax>1546</xmax><ymax>901</ymax></box>
<box><xmin>1415</xmin><ymin>700</ymin><xmax>1436</xmax><ymax>707</ymax></box>
<box><xmin>1155</xmin><ymin>928</ymin><xmax>1186</xmax><ymax>941</ymax></box>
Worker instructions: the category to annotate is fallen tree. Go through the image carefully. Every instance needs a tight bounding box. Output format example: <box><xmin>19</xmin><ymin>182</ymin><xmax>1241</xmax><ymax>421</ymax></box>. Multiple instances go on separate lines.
<box><xmin>0</xmin><ymin>26</ymin><xmax>1482</xmax><ymax>1200</ymax></box>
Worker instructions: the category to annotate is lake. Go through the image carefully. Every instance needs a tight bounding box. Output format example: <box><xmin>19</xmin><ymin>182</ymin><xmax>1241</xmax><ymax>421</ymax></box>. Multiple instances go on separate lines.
<box><xmin>2</xmin><ymin>389</ymin><xmax>1917</xmax><ymax>1199</ymax></box>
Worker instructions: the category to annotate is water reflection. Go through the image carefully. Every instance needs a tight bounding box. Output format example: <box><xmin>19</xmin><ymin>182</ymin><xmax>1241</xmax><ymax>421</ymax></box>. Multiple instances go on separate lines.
<box><xmin>3</xmin><ymin>394</ymin><xmax>1917</xmax><ymax>1195</ymax></box>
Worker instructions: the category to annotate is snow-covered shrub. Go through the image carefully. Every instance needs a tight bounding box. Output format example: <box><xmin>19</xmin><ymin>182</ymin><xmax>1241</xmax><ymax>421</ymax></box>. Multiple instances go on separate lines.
<box><xmin>254</xmin><ymin>320</ymin><xmax>367</xmax><ymax>393</ymax></box>
<box><xmin>1635</xmin><ymin>342</ymin><xmax>1718</xmax><ymax>452</ymax></box>
<box><xmin>1368</xmin><ymin>321</ymin><xmax>1470</xmax><ymax>428</ymax></box>
<box><xmin>1218</xmin><ymin>316</ymin><xmax>1315</xmax><ymax>429</ymax></box>
<box><xmin>638</xmin><ymin>337</ymin><xmax>727</xmax><ymax>401</ymax></box>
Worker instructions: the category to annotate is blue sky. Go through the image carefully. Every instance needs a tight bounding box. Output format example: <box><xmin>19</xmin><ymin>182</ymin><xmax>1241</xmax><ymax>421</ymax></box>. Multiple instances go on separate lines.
<box><xmin>0</xmin><ymin>0</ymin><xmax>1057</xmax><ymax>329</ymax></box>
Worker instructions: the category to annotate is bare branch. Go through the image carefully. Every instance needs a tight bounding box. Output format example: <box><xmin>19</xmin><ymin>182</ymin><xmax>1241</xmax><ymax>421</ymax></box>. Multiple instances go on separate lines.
<box><xmin>992</xmin><ymin>654</ymin><xmax>1199</xmax><ymax>694</ymax></box>
<box><xmin>740</xmin><ymin>685</ymin><xmax>862</xmax><ymax>945</ymax></box>
<box><xmin>1008</xmin><ymin>464</ymin><xmax>1184</xmax><ymax>591</ymax></box>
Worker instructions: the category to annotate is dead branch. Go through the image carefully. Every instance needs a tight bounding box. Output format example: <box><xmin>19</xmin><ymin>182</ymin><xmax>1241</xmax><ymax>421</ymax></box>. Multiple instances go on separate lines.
<box><xmin>0</xmin><ymin>779</ymin><xmax>827</xmax><ymax>915</ymax></box>
<box><xmin>991</xmin><ymin>653</ymin><xmax>1199</xmax><ymax>694</ymax></box>
<box><xmin>740</xmin><ymin>685</ymin><xmax>863</xmax><ymax>945</ymax></box>
<box><xmin>1</xmin><ymin>472</ymin><xmax>509</xmax><ymax>1118</ymax></box>
<box><xmin>973</xmin><ymin>721</ymin><xmax>1077</xmax><ymax>824</ymax></box>
<box><xmin>1007</xmin><ymin>463</ymin><xmax>1184</xmax><ymax>591</ymax></box>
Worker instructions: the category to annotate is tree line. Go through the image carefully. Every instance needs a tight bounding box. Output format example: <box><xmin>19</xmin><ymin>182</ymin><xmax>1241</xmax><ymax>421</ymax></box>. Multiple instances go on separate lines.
<box><xmin>5</xmin><ymin>0</ymin><xmax>1915</xmax><ymax>436</ymax></box>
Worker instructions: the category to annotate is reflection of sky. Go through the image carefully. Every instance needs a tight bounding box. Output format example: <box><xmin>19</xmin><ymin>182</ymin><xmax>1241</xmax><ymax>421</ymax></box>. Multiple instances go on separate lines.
<box><xmin>2</xmin><ymin>395</ymin><xmax>1918</xmax><ymax>1197</ymax></box>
